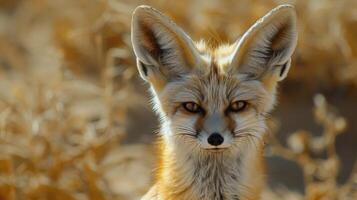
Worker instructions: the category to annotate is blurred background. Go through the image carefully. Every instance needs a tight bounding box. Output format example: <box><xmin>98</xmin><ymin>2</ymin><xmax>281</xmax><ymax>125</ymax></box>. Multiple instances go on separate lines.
<box><xmin>0</xmin><ymin>0</ymin><xmax>356</xmax><ymax>199</ymax></box>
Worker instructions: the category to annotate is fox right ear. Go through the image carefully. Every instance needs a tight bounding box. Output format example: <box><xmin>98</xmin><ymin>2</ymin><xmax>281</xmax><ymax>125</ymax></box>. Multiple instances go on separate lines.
<box><xmin>229</xmin><ymin>5</ymin><xmax>297</xmax><ymax>83</ymax></box>
<box><xmin>131</xmin><ymin>6</ymin><xmax>202</xmax><ymax>91</ymax></box>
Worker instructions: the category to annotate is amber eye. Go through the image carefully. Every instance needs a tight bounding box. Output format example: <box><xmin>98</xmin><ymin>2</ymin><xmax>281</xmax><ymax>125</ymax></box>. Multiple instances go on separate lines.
<box><xmin>182</xmin><ymin>102</ymin><xmax>203</xmax><ymax>113</ymax></box>
<box><xmin>227</xmin><ymin>101</ymin><xmax>248</xmax><ymax>113</ymax></box>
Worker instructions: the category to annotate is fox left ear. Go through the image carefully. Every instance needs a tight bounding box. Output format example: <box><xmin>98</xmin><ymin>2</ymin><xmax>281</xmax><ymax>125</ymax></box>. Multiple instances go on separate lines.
<box><xmin>230</xmin><ymin>4</ymin><xmax>297</xmax><ymax>82</ymax></box>
<box><xmin>131</xmin><ymin>5</ymin><xmax>203</xmax><ymax>91</ymax></box>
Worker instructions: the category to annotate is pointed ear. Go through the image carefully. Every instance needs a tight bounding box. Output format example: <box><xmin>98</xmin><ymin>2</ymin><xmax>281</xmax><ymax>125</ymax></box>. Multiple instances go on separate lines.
<box><xmin>230</xmin><ymin>4</ymin><xmax>297</xmax><ymax>82</ymax></box>
<box><xmin>131</xmin><ymin>6</ymin><xmax>202</xmax><ymax>90</ymax></box>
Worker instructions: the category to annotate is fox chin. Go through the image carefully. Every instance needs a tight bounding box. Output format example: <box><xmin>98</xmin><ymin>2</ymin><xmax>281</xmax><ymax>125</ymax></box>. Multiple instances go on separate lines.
<box><xmin>131</xmin><ymin>4</ymin><xmax>298</xmax><ymax>200</ymax></box>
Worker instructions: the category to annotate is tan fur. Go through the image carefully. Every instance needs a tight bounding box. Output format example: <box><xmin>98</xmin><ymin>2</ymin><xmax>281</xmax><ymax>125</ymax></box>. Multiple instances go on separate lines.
<box><xmin>132</xmin><ymin>4</ymin><xmax>298</xmax><ymax>200</ymax></box>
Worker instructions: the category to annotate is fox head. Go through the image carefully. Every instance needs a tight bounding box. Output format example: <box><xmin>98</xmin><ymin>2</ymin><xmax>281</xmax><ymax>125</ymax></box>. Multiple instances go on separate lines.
<box><xmin>131</xmin><ymin>5</ymin><xmax>297</xmax><ymax>154</ymax></box>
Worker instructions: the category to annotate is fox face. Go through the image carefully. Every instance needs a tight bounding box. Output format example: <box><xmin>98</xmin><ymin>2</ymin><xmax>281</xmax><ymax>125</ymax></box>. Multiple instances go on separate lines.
<box><xmin>131</xmin><ymin>5</ymin><xmax>297</xmax><ymax>153</ymax></box>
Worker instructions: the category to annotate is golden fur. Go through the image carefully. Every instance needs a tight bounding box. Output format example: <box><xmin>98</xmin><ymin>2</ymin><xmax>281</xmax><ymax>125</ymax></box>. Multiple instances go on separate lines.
<box><xmin>131</xmin><ymin>4</ymin><xmax>297</xmax><ymax>200</ymax></box>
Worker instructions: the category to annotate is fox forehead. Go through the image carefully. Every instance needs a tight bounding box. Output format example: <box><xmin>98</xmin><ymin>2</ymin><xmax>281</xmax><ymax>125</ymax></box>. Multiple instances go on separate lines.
<box><xmin>195</xmin><ymin>41</ymin><xmax>237</xmax><ymax>67</ymax></box>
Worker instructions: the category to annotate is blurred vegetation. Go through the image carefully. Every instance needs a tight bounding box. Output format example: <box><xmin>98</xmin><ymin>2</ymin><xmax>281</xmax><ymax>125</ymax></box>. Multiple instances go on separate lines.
<box><xmin>0</xmin><ymin>0</ymin><xmax>356</xmax><ymax>199</ymax></box>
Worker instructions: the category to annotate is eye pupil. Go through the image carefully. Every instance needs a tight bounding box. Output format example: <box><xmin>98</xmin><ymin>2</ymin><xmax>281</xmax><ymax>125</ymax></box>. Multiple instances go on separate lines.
<box><xmin>183</xmin><ymin>102</ymin><xmax>202</xmax><ymax>113</ymax></box>
<box><xmin>229</xmin><ymin>101</ymin><xmax>247</xmax><ymax>113</ymax></box>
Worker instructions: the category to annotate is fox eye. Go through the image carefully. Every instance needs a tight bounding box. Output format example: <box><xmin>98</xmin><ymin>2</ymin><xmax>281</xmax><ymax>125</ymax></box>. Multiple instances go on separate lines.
<box><xmin>182</xmin><ymin>102</ymin><xmax>203</xmax><ymax>114</ymax></box>
<box><xmin>227</xmin><ymin>101</ymin><xmax>248</xmax><ymax>113</ymax></box>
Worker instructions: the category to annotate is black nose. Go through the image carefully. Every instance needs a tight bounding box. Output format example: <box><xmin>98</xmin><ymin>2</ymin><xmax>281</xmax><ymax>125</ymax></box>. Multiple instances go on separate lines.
<box><xmin>207</xmin><ymin>133</ymin><xmax>224</xmax><ymax>146</ymax></box>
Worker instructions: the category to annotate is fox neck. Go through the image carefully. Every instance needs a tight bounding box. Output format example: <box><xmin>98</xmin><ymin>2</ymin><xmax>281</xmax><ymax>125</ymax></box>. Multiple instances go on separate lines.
<box><xmin>155</xmin><ymin>129</ymin><xmax>266</xmax><ymax>200</ymax></box>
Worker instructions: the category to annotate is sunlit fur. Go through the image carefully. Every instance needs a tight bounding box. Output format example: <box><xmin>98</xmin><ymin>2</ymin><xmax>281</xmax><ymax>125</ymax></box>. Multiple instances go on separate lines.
<box><xmin>145</xmin><ymin>45</ymin><xmax>270</xmax><ymax>200</ymax></box>
<box><xmin>132</xmin><ymin>4</ymin><xmax>297</xmax><ymax>200</ymax></box>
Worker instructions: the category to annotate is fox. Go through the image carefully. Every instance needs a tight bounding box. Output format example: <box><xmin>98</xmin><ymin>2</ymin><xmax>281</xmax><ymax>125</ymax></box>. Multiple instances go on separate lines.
<box><xmin>131</xmin><ymin>4</ymin><xmax>297</xmax><ymax>200</ymax></box>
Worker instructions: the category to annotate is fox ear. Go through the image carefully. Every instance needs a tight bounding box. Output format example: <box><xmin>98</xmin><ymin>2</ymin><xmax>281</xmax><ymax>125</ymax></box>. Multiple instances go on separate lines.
<box><xmin>131</xmin><ymin>6</ymin><xmax>202</xmax><ymax>90</ymax></box>
<box><xmin>230</xmin><ymin>4</ymin><xmax>297</xmax><ymax>82</ymax></box>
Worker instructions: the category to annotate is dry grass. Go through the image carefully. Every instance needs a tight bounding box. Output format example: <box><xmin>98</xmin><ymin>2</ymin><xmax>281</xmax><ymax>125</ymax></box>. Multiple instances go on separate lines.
<box><xmin>0</xmin><ymin>0</ymin><xmax>356</xmax><ymax>199</ymax></box>
<box><xmin>267</xmin><ymin>94</ymin><xmax>356</xmax><ymax>200</ymax></box>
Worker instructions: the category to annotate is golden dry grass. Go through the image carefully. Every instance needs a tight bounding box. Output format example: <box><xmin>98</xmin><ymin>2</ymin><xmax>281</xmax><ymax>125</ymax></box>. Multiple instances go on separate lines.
<box><xmin>0</xmin><ymin>0</ymin><xmax>356</xmax><ymax>199</ymax></box>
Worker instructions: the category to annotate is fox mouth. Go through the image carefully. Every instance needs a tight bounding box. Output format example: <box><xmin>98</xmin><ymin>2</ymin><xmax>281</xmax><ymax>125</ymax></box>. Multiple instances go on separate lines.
<box><xmin>204</xmin><ymin>147</ymin><xmax>229</xmax><ymax>152</ymax></box>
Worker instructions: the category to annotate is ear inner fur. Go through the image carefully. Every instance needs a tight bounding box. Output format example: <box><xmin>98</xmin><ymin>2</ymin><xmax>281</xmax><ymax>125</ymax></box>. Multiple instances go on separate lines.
<box><xmin>131</xmin><ymin>5</ymin><xmax>203</xmax><ymax>86</ymax></box>
<box><xmin>229</xmin><ymin>5</ymin><xmax>297</xmax><ymax>81</ymax></box>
